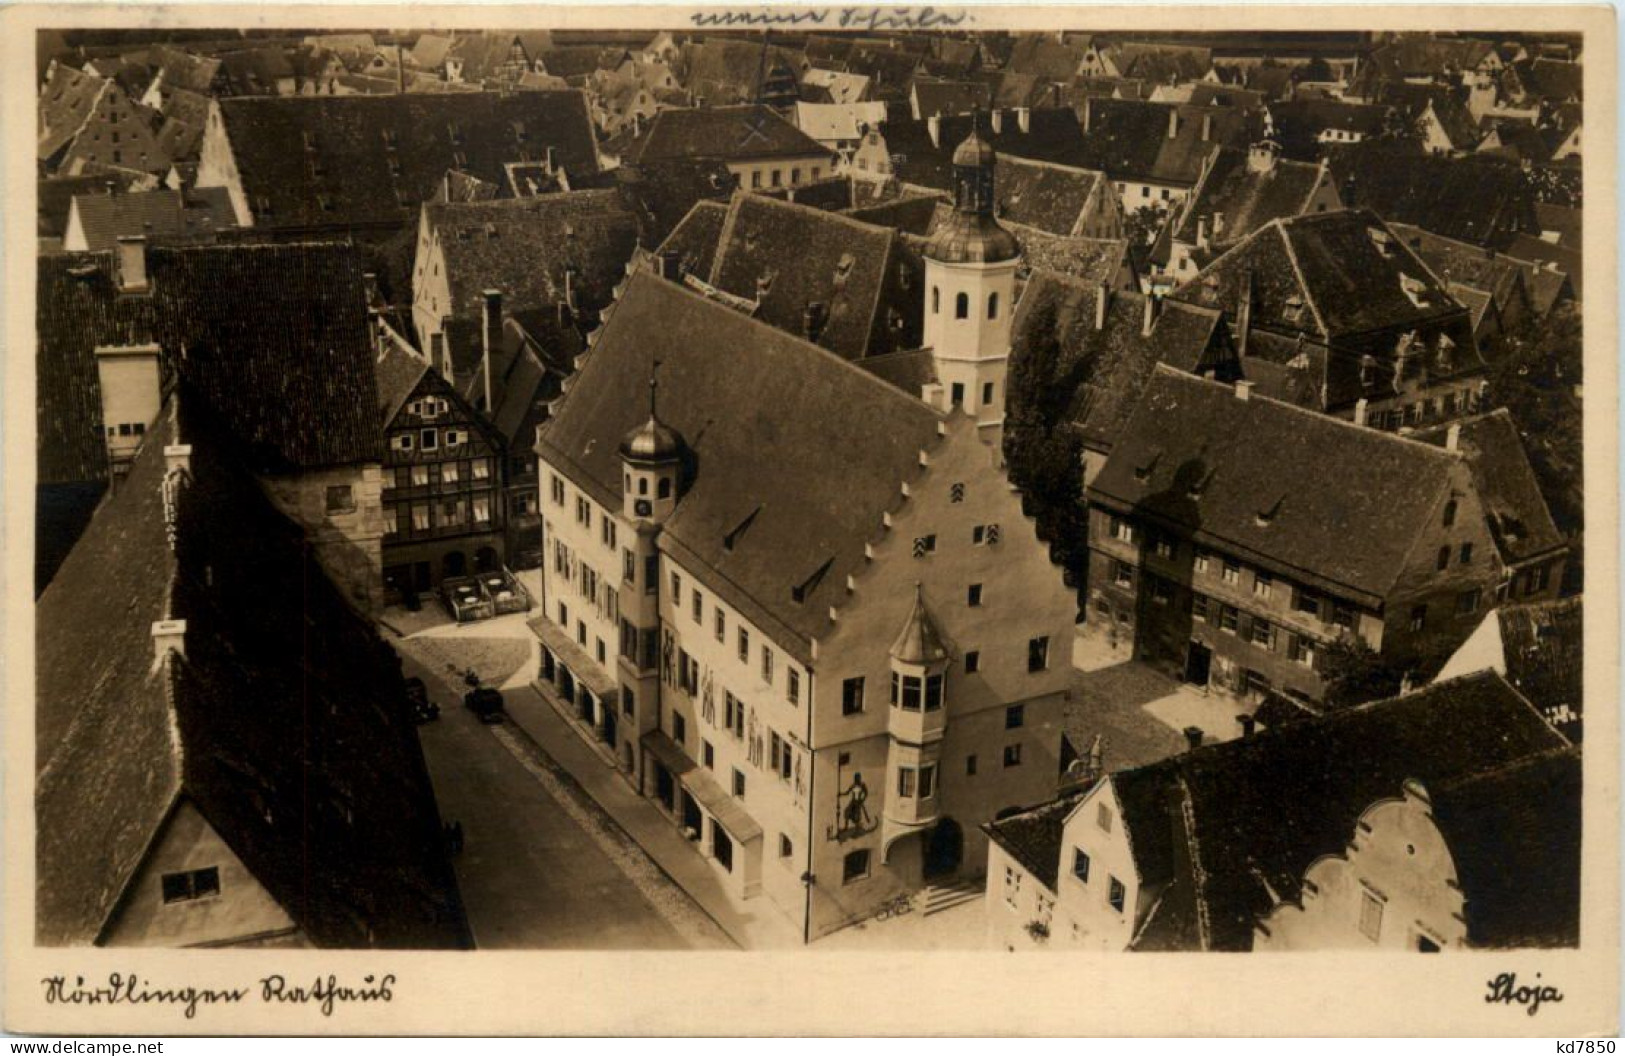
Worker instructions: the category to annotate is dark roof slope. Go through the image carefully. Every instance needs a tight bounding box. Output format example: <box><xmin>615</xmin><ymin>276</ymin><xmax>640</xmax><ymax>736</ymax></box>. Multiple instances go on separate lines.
<box><xmin>984</xmin><ymin>793</ymin><xmax>1090</xmax><ymax>890</ymax></box>
<box><xmin>614</xmin><ymin>156</ymin><xmax>737</xmax><ymax>246</ymax></box>
<box><xmin>706</xmin><ymin>191</ymin><xmax>919</xmax><ymax>359</ymax></box>
<box><xmin>656</xmin><ymin>199</ymin><xmax>729</xmax><ymax>280</ymax></box>
<box><xmin>214</xmin><ymin>91</ymin><xmax>597</xmax><ymax>229</ymax></box>
<box><xmin>883</xmin><ymin>108</ymin><xmax>1088</xmax><ymax>191</ymax></box>
<box><xmin>1172</xmin><ymin>147</ymin><xmax>1327</xmax><ymax>246</ymax></box>
<box><xmin>1412</xmin><ymin>410</ymin><xmax>1566</xmax><ymax>567</ymax></box>
<box><xmin>426</xmin><ymin>189</ymin><xmax>640</xmax><ymax>323</ymax></box>
<box><xmin>1329</xmin><ymin>139</ymin><xmax>1538</xmax><ymax>248</ymax></box>
<box><xmin>912</xmin><ymin>79</ymin><xmax>993</xmax><ymax>118</ymax></box>
<box><xmin>1493</xmin><ymin>597</ymin><xmax>1583</xmax><ymax>729</ymax></box>
<box><xmin>538</xmin><ymin>271</ymin><xmax>943</xmax><ymax>660</ymax></box>
<box><xmin>37</xmin><ymin>396</ymin><xmax>468</xmax><ymax>948</ymax></box>
<box><xmin>1076</xmin><ymin>100</ymin><xmax>1244</xmax><ymax>186</ymax></box>
<box><xmin>69</xmin><ymin>187</ymin><xmax>235</xmax><ymax>252</ymax></box>
<box><xmin>1089</xmin><ymin>367</ymin><xmax>1459</xmax><ymax>602</ymax></box>
<box><xmin>994</xmin><ymin>155</ymin><xmax>1108</xmax><ymax>236</ymax></box>
<box><xmin>1117</xmin><ymin>671</ymin><xmax>1570</xmax><ymax>950</ymax></box>
<box><xmin>37</xmin><ymin>243</ymin><xmax>381</xmax><ymax>485</ymax></box>
<box><xmin>629</xmin><ymin>104</ymin><xmax>829</xmax><ymax>165</ymax></box>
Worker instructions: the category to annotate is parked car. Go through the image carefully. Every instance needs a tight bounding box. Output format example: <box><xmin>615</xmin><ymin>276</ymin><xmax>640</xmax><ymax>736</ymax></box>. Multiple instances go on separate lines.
<box><xmin>464</xmin><ymin>686</ymin><xmax>505</xmax><ymax>724</ymax></box>
<box><xmin>405</xmin><ymin>677</ymin><xmax>439</xmax><ymax>724</ymax></box>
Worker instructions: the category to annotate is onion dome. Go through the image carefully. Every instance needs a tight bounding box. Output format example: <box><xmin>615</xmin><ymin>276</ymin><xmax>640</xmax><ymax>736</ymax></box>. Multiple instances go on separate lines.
<box><xmin>952</xmin><ymin>127</ymin><xmax>998</xmax><ymax>168</ymax></box>
<box><xmin>924</xmin><ymin>127</ymin><xmax>1021</xmax><ymax>265</ymax></box>
<box><xmin>619</xmin><ymin>415</ymin><xmax>684</xmax><ymax>462</ymax></box>
<box><xmin>889</xmin><ymin>584</ymin><xmax>951</xmax><ymax>665</ymax></box>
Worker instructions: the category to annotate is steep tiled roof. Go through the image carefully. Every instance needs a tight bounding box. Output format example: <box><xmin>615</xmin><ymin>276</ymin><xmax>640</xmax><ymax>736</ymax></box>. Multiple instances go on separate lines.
<box><xmin>882</xmin><ymin>108</ymin><xmax>1089</xmax><ymax>192</ymax></box>
<box><xmin>37</xmin><ymin>243</ymin><xmax>381</xmax><ymax>485</ymax></box>
<box><xmin>705</xmin><ymin>191</ymin><xmax>920</xmax><ymax>360</ymax></box>
<box><xmin>1116</xmin><ymin>670</ymin><xmax>1570</xmax><ymax>951</ymax></box>
<box><xmin>1412</xmin><ymin>410</ymin><xmax>1566</xmax><ymax>567</ymax></box>
<box><xmin>912</xmin><ymin>79</ymin><xmax>993</xmax><ymax>118</ymax></box>
<box><xmin>1015</xmin><ymin>232</ymin><xmax>1132</xmax><ymax>286</ymax></box>
<box><xmin>1491</xmin><ymin>597</ymin><xmax>1583</xmax><ymax>729</ymax></box>
<box><xmin>680</xmin><ymin>39</ymin><xmax>805</xmax><ymax>105</ymax></box>
<box><xmin>212</xmin><ymin>92</ymin><xmax>598</xmax><ymax>229</ymax></box>
<box><xmin>843</xmin><ymin>191</ymin><xmax>946</xmax><ymax>236</ymax></box>
<box><xmin>1328</xmin><ymin>139</ymin><xmax>1538</xmax><ymax>248</ymax></box>
<box><xmin>155</xmin><ymin>86</ymin><xmax>211</xmax><ymax>161</ymax></box>
<box><xmin>1267</xmin><ymin>100</ymin><xmax>1389</xmax><ymax>159</ymax></box>
<box><xmin>68</xmin><ymin>187</ymin><xmax>235</xmax><ymax>252</ymax></box>
<box><xmin>1505</xmin><ymin>233</ymin><xmax>1582</xmax><ymax>300</ymax></box>
<box><xmin>1011</xmin><ymin>274</ymin><xmax>1226</xmax><ymax>454</ymax></box>
<box><xmin>628</xmin><ymin>104</ymin><xmax>830</xmax><ymax>165</ymax></box>
<box><xmin>1518</xmin><ymin>57</ymin><xmax>1583</xmax><ymax>103</ymax></box>
<box><xmin>37</xmin><ymin>396</ymin><xmax>468</xmax><ymax>948</ymax></box>
<box><xmin>1077</xmin><ymin>100</ymin><xmax>1240</xmax><ymax>186</ymax></box>
<box><xmin>857</xmin><ymin>348</ymin><xmax>938</xmax><ymax>398</ymax></box>
<box><xmin>38</xmin><ymin>65</ymin><xmax>109</xmax><ymax>162</ymax></box>
<box><xmin>655</xmin><ymin>199</ymin><xmax>729</xmax><ymax>280</ymax></box>
<box><xmin>375</xmin><ymin>338</ymin><xmax>432</xmax><ymax>423</ymax></box>
<box><xmin>613</xmin><ymin>156</ymin><xmax>737</xmax><ymax>246</ymax></box>
<box><xmin>1107</xmin><ymin>43</ymin><xmax>1213</xmax><ymax>84</ymax></box>
<box><xmin>218</xmin><ymin>45</ymin><xmax>296</xmax><ymax>95</ymax></box>
<box><xmin>1005</xmin><ymin>36</ymin><xmax>1086</xmax><ymax>82</ymax></box>
<box><xmin>984</xmin><ymin>793</ymin><xmax>1090</xmax><ymax>891</ymax></box>
<box><xmin>538</xmin><ymin>272</ymin><xmax>943</xmax><ymax>662</ymax></box>
<box><xmin>149</xmin><ymin>43</ymin><xmax>223</xmax><ymax>94</ymax></box>
<box><xmin>1386</xmin><ymin>222</ymin><xmax>1527</xmax><ymax>314</ymax></box>
<box><xmin>992</xmin><ymin>155</ymin><xmax>1109</xmax><ymax>236</ymax></box>
<box><xmin>426</xmin><ymin>189</ymin><xmax>640</xmax><ymax>327</ymax></box>
<box><xmin>1090</xmin><ymin>366</ymin><xmax>1464</xmax><ymax>602</ymax></box>
<box><xmin>1172</xmin><ymin>147</ymin><xmax>1328</xmax><ymax>246</ymax></box>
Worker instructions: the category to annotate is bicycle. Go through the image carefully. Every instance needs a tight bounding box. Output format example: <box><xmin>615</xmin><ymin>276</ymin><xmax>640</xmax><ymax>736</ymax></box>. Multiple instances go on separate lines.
<box><xmin>873</xmin><ymin>893</ymin><xmax>914</xmax><ymax>921</ymax></box>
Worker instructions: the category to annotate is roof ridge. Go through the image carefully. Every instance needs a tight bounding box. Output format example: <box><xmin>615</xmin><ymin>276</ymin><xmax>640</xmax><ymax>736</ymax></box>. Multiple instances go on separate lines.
<box><xmin>1430</xmin><ymin>742</ymin><xmax>1581</xmax><ymax>794</ymax></box>
<box><xmin>1273</xmin><ymin>219</ymin><xmax>1330</xmax><ymax>339</ymax></box>
<box><xmin>707</xmin><ymin>191</ymin><xmax>748</xmax><ymax>285</ymax></box>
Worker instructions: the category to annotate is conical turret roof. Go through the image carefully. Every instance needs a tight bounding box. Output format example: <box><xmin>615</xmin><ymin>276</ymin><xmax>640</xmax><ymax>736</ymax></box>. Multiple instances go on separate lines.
<box><xmin>889</xmin><ymin>584</ymin><xmax>951</xmax><ymax>665</ymax></box>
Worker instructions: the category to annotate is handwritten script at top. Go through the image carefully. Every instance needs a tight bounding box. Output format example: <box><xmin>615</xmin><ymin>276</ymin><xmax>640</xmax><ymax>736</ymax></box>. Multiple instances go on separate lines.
<box><xmin>690</xmin><ymin>7</ymin><xmax>971</xmax><ymax>31</ymax></box>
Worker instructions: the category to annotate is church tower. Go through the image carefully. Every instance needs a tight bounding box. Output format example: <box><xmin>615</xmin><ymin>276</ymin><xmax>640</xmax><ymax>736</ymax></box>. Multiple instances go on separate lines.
<box><xmin>921</xmin><ymin>120</ymin><xmax>1021</xmax><ymax>448</ymax></box>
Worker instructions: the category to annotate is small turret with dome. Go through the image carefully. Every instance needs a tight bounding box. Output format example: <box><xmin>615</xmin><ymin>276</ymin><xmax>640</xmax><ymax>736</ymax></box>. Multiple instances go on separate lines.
<box><xmin>923</xmin><ymin>117</ymin><xmax>1021</xmax><ymax>266</ymax></box>
<box><xmin>620</xmin><ymin>361</ymin><xmax>686</xmax><ymax>524</ymax></box>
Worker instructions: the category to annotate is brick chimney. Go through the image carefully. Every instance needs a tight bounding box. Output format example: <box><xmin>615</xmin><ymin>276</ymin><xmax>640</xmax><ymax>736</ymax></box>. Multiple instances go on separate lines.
<box><xmin>1016</xmin><ymin>106</ymin><xmax>1030</xmax><ymax>133</ymax></box>
<box><xmin>163</xmin><ymin>443</ymin><xmax>193</xmax><ymax>475</ymax></box>
<box><xmin>115</xmin><ymin>235</ymin><xmax>149</xmax><ymax>294</ymax></box>
<box><xmin>657</xmin><ymin>248</ymin><xmax>682</xmax><ymax>281</ymax></box>
<box><xmin>481</xmin><ymin>289</ymin><xmax>502</xmax><ymax>413</ymax></box>
<box><xmin>991</xmin><ymin>108</ymin><xmax>1003</xmax><ymax>134</ymax></box>
<box><xmin>1167</xmin><ymin>108</ymin><xmax>1179</xmax><ymax>140</ymax></box>
<box><xmin>1446</xmin><ymin>422</ymin><xmax>1462</xmax><ymax>451</ymax></box>
<box><xmin>1354</xmin><ymin>397</ymin><xmax>1369</xmax><ymax>427</ymax></box>
<box><xmin>1183</xmin><ymin>725</ymin><xmax>1204</xmax><ymax>750</ymax></box>
<box><xmin>1201</xmin><ymin>112</ymin><xmax>1213</xmax><ymax>142</ymax></box>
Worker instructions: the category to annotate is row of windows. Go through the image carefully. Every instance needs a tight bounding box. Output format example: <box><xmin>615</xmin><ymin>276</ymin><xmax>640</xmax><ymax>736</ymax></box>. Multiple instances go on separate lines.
<box><xmin>1366</xmin><ymin>388</ymin><xmax>1478</xmax><ymax>430</ymax></box>
<box><xmin>669</xmin><ymin>570</ymin><xmax>804</xmax><ymax>706</ymax></box>
<box><xmin>747</xmin><ymin>164</ymin><xmax>823</xmax><ymax>189</ymax></box>
<box><xmin>839</xmin><ymin>639</ymin><xmax>1048</xmax><ymax>715</ymax></box>
<box><xmin>1191</xmin><ymin>593</ymin><xmax>1322</xmax><ymax>669</ymax></box>
<box><xmin>913</xmin><ymin>522</ymin><xmax>1000</xmax><ymax>557</ymax></box>
<box><xmin>390</xmin><ymin>427</ymin><xmax>470</xmax><ymax>454</ymax></box>
<box><xmin>384</xmin><ymin>494</ymin><xmax>493</xmax><ymax>535</ymax></box>
<box><xmin>930</xmin><ymin>287</ymin><xmax>1000</xmax><ymax>320</ymax></box>
<box><xmin>387</xmin><ymin>458</ymin><xmax>491</xmax><ymax>490</ymax></box>
<box><xmin>1067</xmin><ymin>849</ymin><xmax>1127</xmax><ymax>913</ymax></box>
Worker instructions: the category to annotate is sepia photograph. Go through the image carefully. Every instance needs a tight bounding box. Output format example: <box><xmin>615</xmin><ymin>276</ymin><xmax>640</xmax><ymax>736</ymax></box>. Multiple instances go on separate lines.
<box><xmin>4</xmin><ymin>2</ymin><xmax>1617</xmax><ymax>1038</ymax></box>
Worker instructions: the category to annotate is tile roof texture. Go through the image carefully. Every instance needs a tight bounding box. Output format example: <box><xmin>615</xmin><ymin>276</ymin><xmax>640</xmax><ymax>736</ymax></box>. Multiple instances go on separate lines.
<box><xmin>704</xmin><ymin>191</ymin><xmax>922</xmax><ymax>359</ymax></box>
<box><xmin>1328</xmin><ymin>139</ymin><xmax>1538</xmax><ymax>248</ymax></box>
<box><xmin>1412</xmin><ymin>410</ymin><xmax>1566</xmax><ymax>568</ymax></box>
<box><xmin>1076</xmin><ymin>100</ymin><xmax>1241</xmax><ymax>186</ymax></box>
<box><xmin>36</xmin><ymin>243</ymin><xmax>381</xmax><ymax>485</ymax></box>
<box><xmin>211</xmin><ymin>91</ymin><xmax>598</xmax><ymax>230</ymax></box>
<box><xmin>1172</xmin><ymin>147</ymin><xmax>1329</xmax><ymax>246</ymax></box>
<box><xmin>1385</xmin><ymin>222</ymin><xmax>1528</xmax><ymax>315</ymax></box>
<box><xmin>68</xmin><ymin>187</ymin><xmax>235</xmax><ymax>252</ymax></box>
<box><xmin>882</xmin><ymin>108</ymin><xmax>1090</xmax><ymax>192</ymax></box>
<box><xmin>613</xmin><ymin>156</ymin><xmax>738</xmax><ymax>247</ymax></box>
<box><xmin>1116</xmin><ymin>670</ymin><xmax>1571</xmax><ymax>951</ymax></box>
<box><xmin>1491</xmin><ymin>597</ymin><xmax>1584</xmax><ymax>728</ymax></box>
<box><xmin>1266</xmin><ymin>100</ymin><xmax>1390</xmax><ymax>159</ymax></box>
<box><xmin>538</xmin><ymin>271</ymin><xmax>944</xmax><ymax>662</ymax></box>
<box><xmin>656</xmin><ymin>199</ymin><xmax>729</xmax><ymax>280</ymax></box>
<box><xmin>992</xmin><ymin>155</ymin><xmax>1110</xmax><ymax>236</ymax></box>
<box><xmin>984</xmin><ymin>792</ymin><xmax>1091</xmax><ymax>890</ymax></box>
<box><xmin>425</xmin><ymin>188</ymin><xmax>641</xmax><ymax>326</ymax></box>
<box><xmin>626</xmin><ymin>104</ymin><xmax>831</xmax><ymax>165</ymax></box>
<box><xmin>36</xmin><ymin>396</ymin><xmax>469</xmax><ymax>948</ymax></box>
<box><xmin>912</xmin><ymin>79</ymin><xmax>993</xmax><ymax>118</ymax></box>
<box><xmin>1088</xmin><ymin>367</ymin><xmax>1462</xmax><ymax>603</ymax></box>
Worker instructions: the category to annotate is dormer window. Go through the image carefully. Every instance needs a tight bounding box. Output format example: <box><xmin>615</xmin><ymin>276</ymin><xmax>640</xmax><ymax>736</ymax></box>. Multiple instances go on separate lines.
<box><xmin>1399</xmin><ymin>273</ymin><xmax>1430</xmax><ymax>308</ymax></box>
<box><xmin>447</xmin><ymin>121</ymin><xmax>464</xmax><ymax>145</ymax></box>
<box><xmin>1360</xmin><ymin>354</ymin><xmax>1377</xmax><ymax>387</ymax></box>
<box><xmin>1283</xmin><ymin>294</ymin><xmax>1306</xmax><ymax>325</ymax></box>
<box><xmin>1368</xmin><ymin>227</ymin><xmax>1395</xmax><ymax>257</ymax></box>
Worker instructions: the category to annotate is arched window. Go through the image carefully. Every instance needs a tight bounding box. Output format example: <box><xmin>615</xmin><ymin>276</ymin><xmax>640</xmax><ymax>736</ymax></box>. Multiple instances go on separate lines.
<box><xmin>955</xmin><ymin>292</ymin><xmax>969</xmax><ymax>319</ymax></box>
<box><xmin>987</xmin><ymin>292</ymin><xmax>999</xmax><ymax>319</ymax></box>
<box><xmin>932</xmin><ymin>286</ymin><xmax>940</xmax><ymax>314</ymax></box>
<box><xmin>638</xmin><ymin>477</ymin><xmax>648</xmax><ymax>496</ymax></box>
<box><xmin>1442</xmin><ymin>499</ymin><xmax>1457</xmax><ymax>527</ymax></box>
<box><xmin>658</xmin><ymin>477</ymin><xmax>672</xmax><ymax>499</ymax></box>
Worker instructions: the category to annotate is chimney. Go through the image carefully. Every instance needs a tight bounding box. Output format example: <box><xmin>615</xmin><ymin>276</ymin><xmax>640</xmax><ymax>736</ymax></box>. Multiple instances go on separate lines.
<box><xmin>481</xmin><ymin>289</ymin><xmax>502</xmax><ymax>413</ymax></box>
<box><xmin>1237</xmin><ymin>269</ymin><xmax>1253</xmax><ymax>357</ymax></box>
<box><xmin>1237</xmin><ymin>713</ymin><xmax>1257</xmax><ymax>738</ymax></box>
<box><xmin>1016</xmin><ymin>106</ymin><xmax>1030</xmax><ymax>133</ymax></box>
<box><xmin>545</xmin><ymin>145</ymin><xmax>557</xmax><ymax>174</ymax></box>
<box><xmin>803</xmin><ymin>301</ymin><xmax>828</xmax><ymax>343</ymax></box>
<box><xmin>657</xmin><ymin>248</ymin><xmax>682</xmax><ymax>281</ymax></box>
<box><xmin>927</xmin><ymin>114</ymin><xmax>941</xmax><ymax>148</ymax></box>
<box><xmin>634</xmin><ymin>111</ymin><xmax>646</xmax><ymax>137</ymax></box>
<box><xmin>1082</xmin><ymin>97</ymin><xmax>1092</xmax><ymax>133</ymax></box>
<box><xmin>1234</xmin><ymin>379</ymin><xmax>1253</xmax><ymax>400</ymax></box>
<box><xmin>563</xmin><ymin>267</ymin><xmax>577</xmax><ymax>310</ymax></box>
<box><xmin>1141</xmin><ymin>294</ymin><xmax>1158</xmax><ymax>336</ymax></box>
<box><xmin>1445</xmin><ymin>422</ymin><xmax>1462</xmax><ymax>452</ymax></box>
<box><xmin>1183</xmin><ymin>725</ymin><xmax>1204</xmax><ymax>750</ymax></box>
<box><xmin>442</xmin><ymin>170</ymin><xmax>452</xmax><ymax>202</ymax></box>
<box><xmin>1196</xmin><ymin>214</ymin><xmax>1208</xmax><ymax>250</ymax></box>
<box><xmin>1051</xmin><ymin>82</ymin><xmax>1061</xmax><ymax>108</ymax></box>
<box><xmin>163</xmin><ymin>443</ymin><xmax>193</xmax><ymax>475</ymax></box>
<box><xmin>991</xmin><ymin>108</ymin><xmax>1003</xmax><ymax>134</ymax></box>
<box><xmin>115</xmin><ymin>236</ymin><xmax>149</xmax><ymax>294</ymax></box>
<box><xmin>1095</xmin><ymin>281</ymin><xmax>1109</xmax><ymax>330</ymax></box>
<box><xmin>1201</xmin><ymin>112</ymin><xmax>1213</xmax><ymax>141</ymax></box>
<box><xmin>1167</xmin><ymin>108</ymin><xmax>1179</xmax><ymax>139</ymax></box>
<box><xmin>151</xmin><ymin>619</ymin><xmax>187</xmax><ymax>665</ymax></box>
<box><xmin>1354</xmin><ymin>397</ymin><xmax>1369</xmax><ymax>427</ymax></box>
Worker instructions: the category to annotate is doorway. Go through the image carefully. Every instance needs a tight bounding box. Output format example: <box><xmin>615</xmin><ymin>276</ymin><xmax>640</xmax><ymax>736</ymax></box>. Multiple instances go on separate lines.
<box><xmin>655</xmin><ymin>763</ymin><xmax>675</xmax><ymax>812</ymax></box>
<box><xmin>443</xmin><ymin>550</ymin><xmax>467</xmax><ymax>578</ymax></box>
<box><xmin>475</xmin><ymin>546</ymin><xmax>499</xmax><ymax>572</ymax></box>
<box><xmin>1184</xmin><ymin>640</ymin><xmax>1213</xmax><ymax>686</ymax></box>
<box><xmin>680</xmin><ymin>790</ymin><xmax>703</xmax><ymax>840</ymax></box>
<box><xmin>924</xmin><ymin>817</ymin><xmax>964</xmax><ymax>879</ymax></box>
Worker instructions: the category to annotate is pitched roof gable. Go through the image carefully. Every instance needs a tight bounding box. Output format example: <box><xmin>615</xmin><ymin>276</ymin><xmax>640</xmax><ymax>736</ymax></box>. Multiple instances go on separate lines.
<box><xmin>631</xmin><ymin>104</ymin><xmax>829</xmax><ymax>165</ymax></box>
<box><xmin>1411</xmin><ymin>410</ymin><xmax>1566</xmax><ymax>567</ymax></box>
<box><xmin>1088</xmin><ymin>366</ymin><xmax>1460</xmax><ymax>601</ymax></box>
<box><xmin>538</xmin><ymin>271</ymin><xmax>943</xmax><ymax>658</ymax></box>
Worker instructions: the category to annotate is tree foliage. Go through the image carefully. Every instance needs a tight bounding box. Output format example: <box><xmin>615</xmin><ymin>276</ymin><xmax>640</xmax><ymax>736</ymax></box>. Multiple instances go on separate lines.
<box><xmin>1484</xmin><ymin>302</ymin><xmax>1583</xmax><ymax>537</ymax></box>
<box><xmin>1319</xmin><ymin>636</ymin><xmax>1405</xmax><ymax>710</ymax></box>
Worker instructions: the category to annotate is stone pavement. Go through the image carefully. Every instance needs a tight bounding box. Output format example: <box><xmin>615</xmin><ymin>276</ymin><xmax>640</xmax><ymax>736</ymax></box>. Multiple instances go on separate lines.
<box><xmin>500</xmin><ymin>680</ymin><xmax>805</xmax><ymax>949</ymax></box>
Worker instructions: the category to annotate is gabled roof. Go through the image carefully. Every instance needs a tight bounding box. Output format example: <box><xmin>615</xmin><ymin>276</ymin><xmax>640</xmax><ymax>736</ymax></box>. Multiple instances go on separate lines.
<box><xmin>1076</xmin><ymin>99</ymin><xmax>1241</xmax><ymax>186</ymax></box>
<box><xmin>911</xmin><ymin>79</ymin><xmax>993</xmax><ymax>118</ymax></box>
<box><xmin>39</xmin><ymin>65</ymin><xmax>109</xmax><ymax>161</ymax></box>
<box><xmin>681</xmin><ymin>39</ymin><xmax>806</xmax><ymax>105</ymax></box>
<box><xmin>794</xmin><ymin>100</ymin><xmax>889</xmax><ymax>143</ymax></box>
<box><xmin>1011</xmin><ymin>274</ymin><xmax>1227</xmax><ymax>454</ymax></box>
<box><xmin>704</xmin><ymin>191</ymin><xmax>918</xmax><ymax>360</ymax></box>
<box><xmin>1386</xmin><ymin>222</ymin><xmax>1528</xmax><ymax>312</ymax></box>
<box><xmin>627</xmin><ymin>104</ymin><xmax>830</xmax><ymax>165</ymax></box>
<box><xmin>1106</xmin><ymin>42</ymin><xmax>1213</xmax><ymax>84</ymax></box>
<box><xmin>1505</xmin><ymin>233</ymin><xmax>1582</xmax><ymax>300</ymax></box>
<box><xmin>984</xmin><ymin>792</ymin><xmax>1091</xmax><ymax>891</ymax></box>
<box><xmin>37</xmin><ymin>243</ymin><xmax>381</xmax><ymax>485</ymax></box>
<box><xmin>1328</xmin><ymin>139</ymin><xmax>1538</xmax><ymax>248</ymax></box>
<box><xmin>613</xmin><ymin>155</ymin><xmax>737</xmax><ymax>246</ymax></box>
<box><xmin>1488</xmin><ymin>597</ymin><xmax>1584</xmax><ymax>727</ymax></box>
<box><xmin>655</xmin><ymin>199</ymin><xmax>729</xmax><ymax>281</ymax></box>
<box><xmin>1170</xmin><ymin>209</ymin><xmax>1464</xmax><ymax>342</ymax></box>
<box><xmin>218</xmin><ymin>45</ymin><xmax>296</xmax><ymax>95</ymax></box>
<box><xmin>1172</xmin><ymin>147</ymin><xmax>1327</xmax><ymax>246</ymax></box>
<box><xmin>1113</xmin><ymin>670</ymin><xmax>1570</xmax><ymax>951</ymax></box>
<box><xmin>37</xmin><ymin>395</ymin><xmax>468</xmax><ymax>948</ymax></box>
<box><xmin>424</xmin><ymin>188</ymin><xmax>640</xmax><ymax>326</ymax></box>
<box><xmin>212</xmin><ymin>91</ymin><xmax>598</xmax><ymax>229</ymax></box>
<box><xmin>992</xmin><ymin>154</ymin><xmax>1110</xmax><ymax>236</ymax></box>
<box><xmin>1519</xmin><ymin>57</ymin><xmax>1583</xmax><ymax>102</ymax></box>
<box><xmin>1015</xmin><ymin>232</ymin><xmax>1133</xmax><ymax>287</ymax></box>
<box><xmin>1412</xmin><ymin>410</ymin><xmax>1566</xmax><ymax>567</ymax></box>
<box><xmin>68</xmin><ymin>187</ymin><xmax>235</xmax><ymax>252</ymax></box>
<box><xmin>538</xmin><ymin>271</ymin><xmax>943</xmax><ymax>661</ymax></box>
<box><xmin>410</xmin><ymin>33</ymin><xmax>453</xmax><ymax>70</ymax></box>
<box><xmin>374</xmin><ymin>337</ymin><xmax>432</xmax><ymax>424</ymax></box>
<box><xmin>1005</xmin><ymin>36</ymin><xmax>1086</xmax><ymax>82</ymax></box>
<box><xmin>1089</xmin><ymin>367</ymin><xmax>1461</xmax><ymax>602</ymax></box>
<box><xmin>881</xmin><ymin>108</ymin><xmax>1089</xmax><ymax>191</ymax></box>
